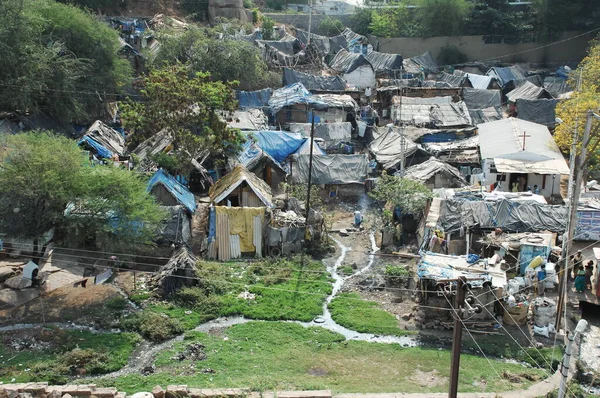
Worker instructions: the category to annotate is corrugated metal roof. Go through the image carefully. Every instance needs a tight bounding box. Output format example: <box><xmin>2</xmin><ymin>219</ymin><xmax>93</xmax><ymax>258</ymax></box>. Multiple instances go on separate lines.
<box><xmin>147</xmin><ymin>169</ymin><xmax>196</xmax><ymax>214</ymax></box>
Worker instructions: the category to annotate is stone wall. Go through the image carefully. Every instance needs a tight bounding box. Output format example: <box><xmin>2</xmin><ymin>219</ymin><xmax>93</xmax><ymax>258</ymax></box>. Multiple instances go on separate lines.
<box><xmin>375</xmin><ymin>31</ymin><xmax>595</xmax><ymax>66</ymax></box>
<box><xmin>0</xmin><ymin>384</ymin><xmax>332</xmax><ymax>398</ymax></box>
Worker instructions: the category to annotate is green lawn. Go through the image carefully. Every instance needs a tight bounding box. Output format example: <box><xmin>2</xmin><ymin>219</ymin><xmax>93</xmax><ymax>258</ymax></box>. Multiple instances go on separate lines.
<box><xmin>0</xmin><ymin>328</ymin><xmax>139</xmax><ymax>384</ymax></box>
<box><xmin>100</xmin><ymin>322</ymin><xmax>544</xmax><ymax>394</ymax></box>
<box><xmin>329</xmin><ymin>292</ymin><xmax>413</xmax><ymax>336</ymax></box>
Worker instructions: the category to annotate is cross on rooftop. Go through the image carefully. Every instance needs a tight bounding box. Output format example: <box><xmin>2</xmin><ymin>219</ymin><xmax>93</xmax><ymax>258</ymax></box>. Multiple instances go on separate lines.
<box><xmin>521</xmin><ymin>130</ymin><xmax>531</xmax><ymax>151</ymax></box>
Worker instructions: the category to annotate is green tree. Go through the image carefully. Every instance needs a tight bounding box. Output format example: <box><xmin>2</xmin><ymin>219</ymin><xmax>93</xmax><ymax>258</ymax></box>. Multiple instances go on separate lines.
<box><xmin>152</xmin><ymin>28</ymin><xmax>281</xmax><ymax>91</ymax></box>
<box><xmin>120</xmin><ymin>64</ymin><xmax>245</xmax><ymax>177</ymax></box>
<box><xmin>349</xmin><ymin>8</ymin><xmax>373</xmax><ymax>36</ymax></box>
<box><xmin>369</xmin><ymin>173</ymin><xmax>433</xmax><ymax>231</ymax></box>
<box><xmin>0</xmin><ymin>132</ymin><xmax>164</xmax><ymax>260</ymax></box>
<box><xmin>554</xmin><ymin>38</ymin><xmax>600</xmax><ymax>181</ymax></box>
<box><xmin>466</xmin><ymin>0</ymin><xmax>535</xmax><ymax>37</ymax></box>
<box><xmin>317</xmin><ymin>18</ymin><xmax>344</xmax><ymax>36</ymax></box>
<box><xmin>416</xmin><ymin>0</ymin><xmax>471</xmax><ymax>36</ymax></box>
<box><xmin>369</xmin><ymin>4</ymin><xmax>420</xmax><ymax>38</ymax></box>
<box><xmin>262</xmin><ymin>15</ymin><xmax>275</xmax><ymax>40</ymax></box>
<box><xmin>0</xmin><ymin>0</ymin><xmax>131</xmax><ymax>122</ymax></box>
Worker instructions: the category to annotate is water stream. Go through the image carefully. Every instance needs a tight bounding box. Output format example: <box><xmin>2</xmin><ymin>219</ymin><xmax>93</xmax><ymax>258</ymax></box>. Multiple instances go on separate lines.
<box><xmin>7</xmin><ymin>232</ymin><xmax>419</xmax><ymax>381</ymax></box>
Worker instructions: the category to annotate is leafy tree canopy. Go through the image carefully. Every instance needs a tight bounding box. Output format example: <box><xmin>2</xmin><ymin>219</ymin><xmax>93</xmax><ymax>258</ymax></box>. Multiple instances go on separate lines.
<box><xmin>369</xmin><ymin>173</ymin><xmax>433</xmax><ymax>231</ymax></box>
<box><xmin>416</xmin><ymin>0</ymin><xmax>471</xmax><ymax>37</ymax></box>
<box><xmin>0</xmin><ymin>0</ymin><xmax>132</xmax><ymax>122</ymax></box>
<box><xmin>0</xmin><ymin>132</ymin><xmax>165</xmax><ymax>257</ymax></box>
<box><xmin>120</xmin><ymin>64</ymin><xmax>246</xmax><ymax>177</ymax></box>
<box><xmin>317</xmin><ymin>18</ymin><xmax>344</xmax><ymax>36</ymax></box>
<box><xmin>151</xmin><ymin>27</ymin><xmax>281</xmax><ymax>91</ymax></box>
<box><xmin>554</xmin><ymin>38</ymin><xmax>600</xmax><ymax>180</ymax></box>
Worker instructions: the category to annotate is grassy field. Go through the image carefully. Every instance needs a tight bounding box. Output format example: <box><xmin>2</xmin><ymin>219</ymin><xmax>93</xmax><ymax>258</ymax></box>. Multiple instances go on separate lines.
<box><xmin>102</xmin><ymin>322</ymin><xmax>545</xmax><ymax>394</ymax></box>
<box><xmin>328</xmin><ymin>292</ymin><xmax>413</xmax><ymax>336</ymax></box>
<box><xmin>0</xmin><ymin>328</ymin><xmax>139</xmax><ymax>384</ymax></box>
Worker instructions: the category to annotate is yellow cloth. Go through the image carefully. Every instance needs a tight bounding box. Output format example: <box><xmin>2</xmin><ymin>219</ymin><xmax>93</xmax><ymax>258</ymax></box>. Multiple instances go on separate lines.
<box><xmin>215</xmin><ymin>206</ymin><xmax>264</xmax><ymax>252</ymax></box>
<box><xmin>527</xmin><ymin>256</ymin><xmax>544</xmax><ymax>269</ymax></box>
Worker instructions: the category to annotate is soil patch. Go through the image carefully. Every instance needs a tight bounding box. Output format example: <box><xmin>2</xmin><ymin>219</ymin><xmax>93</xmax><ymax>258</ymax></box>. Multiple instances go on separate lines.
<box><xmin>409</xmin><ymin>369</ymin><xmax>448</xmax><ymax>388</ymax></box>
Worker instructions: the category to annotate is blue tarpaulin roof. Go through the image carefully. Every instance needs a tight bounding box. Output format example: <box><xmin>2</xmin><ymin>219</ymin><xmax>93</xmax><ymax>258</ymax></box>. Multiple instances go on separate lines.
<box><xmin>78</xmin><ymin>136</ymin><xmax>113</xmax><ymax>159</ymax></box>
<box><xmin>246</xmin><ymin>131</ymin><xmax>306</xmax><ymax>163</ymax></box>
<box><xmin>147</xmin><ymin>169</ymin><xmax>196</xmax><ymax>214</ymax></box>
<box><xmin>237</xmin><ymin>89</ymin><xmax>272</xmax><ymax>109</ymax></box>
<box><xmin>269</xmin><ymin>83</ymin><xmax>329</xmax><ymax>115</ymax></box>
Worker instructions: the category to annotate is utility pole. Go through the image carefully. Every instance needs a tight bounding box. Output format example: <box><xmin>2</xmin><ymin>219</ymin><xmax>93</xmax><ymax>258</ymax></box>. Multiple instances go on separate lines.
<box><xmin>307</xmin><ymin>0</ymin><xmax>313</xmax><ymax>45</ymax></box>
<box><xmin>449</xmin><ymin>276</ymin><xmax>467</xmax><ymax>398</ymax></box>
<box><xmin>305</xmin><ymin>113</ymin><xmax>316</xmax><ymax>225</ymax></box>
<box><xmin>555</xmin><ymin>110</ymin><xmax>596</xmax><ymax>330</ymax></box>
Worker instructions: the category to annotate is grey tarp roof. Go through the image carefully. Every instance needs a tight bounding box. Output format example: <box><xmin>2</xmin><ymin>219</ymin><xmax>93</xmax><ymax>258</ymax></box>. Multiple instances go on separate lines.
<box><xmin>292</xmin><ymin>154</ymin><xmax>368</xmax><ymax>184</ymax></box>
<box><xmin>391</xmin><ymin>96</ymin><xmax>471</xmax><ymax>127</ymax></box>
<box><xmin>365</xmin><ymin>51</ymin><xmax>403</xmax><ymax>75</ymax></box>
<box><xmin>486</xmin><ymin>65</ymin><xmax>527</xmax><ymax>87</ymax></box>
<box><xmin>289</xmin><ymin>122</ymin><xmax>352</xmax><ymax>149</ymax></box>
<box><xmin>478</xmin><ymin>118</ymin><xmax>569</xmax><ymax>175</ymax></box>
<box><xmin>403</xmin><ymin>126</ymin><xmax>477</xmax><ymax>142</ymax></box>
<box><xmin>226</xmin><ymin>109</ymin><xmax>268</xmax><ymax>131</ymax></box>
<box><xmin>469</xmin><ymin>107</ymin><xmax>502</xmax><ymax>126</ymax></box>
<box><xmin>283</xmin><ymin>68</ymin><xmax>346</xmax><ymax>91</ymax></box>
<box><xmin>464</xmin><ymin>73</ymin><xmax>494</xmax><ymax>90</ymax></box>
<box><xmin>295</xmin><ymin>29</ymin><xmax>347</xmax><ymax>55</ymax></box>
<box><xmin>422</xmin><ymin>136</ymin><xmax>480</xmax><ymax>164</ymax></box>
<box><xmin>515</xmin><ymin>99</ymin><xmax>560</xmax><ymax>127</ymax></box>
<box><xmin>543</xmin><ymin>78</ymin><xmax>572</xmax><ymax>98</ymax></box>
<box><xmin>434</xmin><ymin>198</ymin><xmax>567</xmax><ymax>233</ymax></box>
<box><xmin>311</xmin><ymin>93</ymin><xmax>358</xmax><ymax>109</ymax></box>
<box><xmin>369</xmin><ymin>126</ymin><xmax>418</xmax><ymax>170</ymax></box>
<box><xmin>329</xmin><ymin>49</ymin><xmax>373</xmax><ymax>74</ymax></box>
<box><xmin>435</xmin><ymin>72</ymin><xmax>467</xmax><ymax>88</ymax></box>
<box><xmin>256</xmin><ymin>40</ymin><xmax>296</xmax><ymax>56</ymax></box>
<box><xmin>397</xmin><ymin>157</ymin><xmax>468</xmax><ymax>187</ymax></box>
<box><xmin>506</xmin><ymin>81</ymin><xmax>551</xmax><ymax>102</ymax></box>
<box><xmin>403</xmin><ymin>52</ymin><xmax>438</xmax><ymax>74</ymax></box>
<box><xmin>462</xmin><ymin>88</ymin><xmax>502</xmax><ymax>110</ymax></box>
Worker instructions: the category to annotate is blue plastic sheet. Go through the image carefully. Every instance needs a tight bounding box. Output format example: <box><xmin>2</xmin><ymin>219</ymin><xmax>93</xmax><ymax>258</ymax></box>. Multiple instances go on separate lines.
<box><xmin>78</xmin><ymin>136</ymin><xmax>113</xmax><ymax>159</ymax></box>
<box><xmin>269</xmin><ymin>83</ymin><xmax>328</xmax><ymax>115</ymax></box>
<box><xmin>246</xmin><ymin>131</ymin><xmax>306</xmax><ymax>163</ymax></box>
<box><xmin>237</xmin><ymin>89</ymin><xmax>272</xmax><ymax>109</ymax></box>
<box><xmin>147</xmin><ymin>169</ymin><xmax>196</xmax><ymax>214</ymax></box>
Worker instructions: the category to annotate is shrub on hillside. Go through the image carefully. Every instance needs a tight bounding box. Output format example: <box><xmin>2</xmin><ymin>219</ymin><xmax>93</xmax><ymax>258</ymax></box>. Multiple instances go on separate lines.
<box><xmin>121</xmin><ymin>311</ymin><xmax>184</xmax><ymax>342</ymax></box>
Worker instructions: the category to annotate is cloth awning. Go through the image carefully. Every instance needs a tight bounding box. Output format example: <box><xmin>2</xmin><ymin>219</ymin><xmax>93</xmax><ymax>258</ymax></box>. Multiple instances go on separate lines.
<box><xmin>493</xmin><ymin>157</ymin><xmax>570</xmax><ymax>175</ymax></box>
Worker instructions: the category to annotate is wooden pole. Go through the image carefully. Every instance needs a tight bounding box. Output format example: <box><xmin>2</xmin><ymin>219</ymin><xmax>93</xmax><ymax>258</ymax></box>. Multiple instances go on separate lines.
<box><xmin>449</xmin><ymin>276</ymin><xmax>467</xmax><ymax>398</ymax></box>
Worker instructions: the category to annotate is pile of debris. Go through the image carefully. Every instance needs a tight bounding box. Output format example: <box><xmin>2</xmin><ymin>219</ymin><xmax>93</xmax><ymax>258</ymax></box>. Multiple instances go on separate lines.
<box><xmin>171</xmin><ymin>342</ymin><xmax>207</xmax><ymax>361</ymax></box>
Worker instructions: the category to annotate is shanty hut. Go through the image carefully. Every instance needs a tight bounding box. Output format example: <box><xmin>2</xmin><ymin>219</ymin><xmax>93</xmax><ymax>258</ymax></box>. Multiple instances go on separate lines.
<box><xmin>365</xmin><ymin>51</ymin><xmax>403</xmax><ymax>78</ymax></box>
<box><xmin>397</xmin><ymin>157</ymin><xmax>468</xmax><ymax>189</ymax></box>
<box><xmin>78</xmin><ymin>120</ymin><xmax>125</xmax><ymax>160</ymax></box>
<box><xmin>208</xmin><ymin>165</ymin><xmax>272</xmax><ymax>260</ymax></box>
<box><xmin>148</xmin><ymin>246</ymin><xmax>197</xmax><ymax>298</ymax></box>
<box><xmin>329</xmin><ymin>50</ymin><xmax>376</xmax><ymax>89</ymax></box>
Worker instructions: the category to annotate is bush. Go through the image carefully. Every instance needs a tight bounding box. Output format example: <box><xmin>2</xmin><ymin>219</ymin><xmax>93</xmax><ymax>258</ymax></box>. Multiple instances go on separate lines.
<box><xmin>105</xmin><ymin>296</ymin><xmax>128</xmax><ymax>312</ymax></box>
<box><xmin>384</xmin><ymin>265</ymin><xmax>411</xmax><ymax>286</ymax></box>
<box><xmin>121</xmin><ymin>311</ymin><xmax>184</xmax><ymax>342</ymax></box>
<box><xmin>262</xmin><ymin>16</ymin><xmax>275</xmax><ymax>39</ymax></box>
<box><xmin>174</xmin><ymin>287</ymin><xmax>222</xmax><ymax>315</ymax></box>
<box><xmin>317</xmin><ymin>18</ymin><xmax>344</xmax><ymax>36</ymax></box>
<box><xmin>243</xmin><ymin>0</ymin><xmax>254</xmax><ymax>8</ymax></box>
<box><xmin>59</xmin><ymin>348</ymin><xmax>113</xmax><ymax>375</ymax></box>
<box><xmin>437</xmin><ymin>45</ymin><xmax>468</xmax><ymax>65</ymax></box>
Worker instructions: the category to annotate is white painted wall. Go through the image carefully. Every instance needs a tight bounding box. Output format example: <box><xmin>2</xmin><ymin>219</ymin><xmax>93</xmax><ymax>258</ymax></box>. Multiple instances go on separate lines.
<box><xmin>481</xmin><ymin>158</ymin><xmax>562</xmax><ymax>197</ymax></box>
<box><xmin>342</xmin><ymin>66</ymin><xmax>376</xmax><ymax>89</ymax></box>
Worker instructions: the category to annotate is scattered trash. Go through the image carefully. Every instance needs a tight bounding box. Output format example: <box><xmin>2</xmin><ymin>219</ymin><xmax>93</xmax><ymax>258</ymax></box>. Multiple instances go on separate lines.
<box><xmin>171</xmin><ymin>343</ymin><xmax>206</xmax><ymax>361</ymax></box>
<box><xmin>237</xmin><ymin>292</ymin><xmax>256</xmax><ymax>300</ymax></box>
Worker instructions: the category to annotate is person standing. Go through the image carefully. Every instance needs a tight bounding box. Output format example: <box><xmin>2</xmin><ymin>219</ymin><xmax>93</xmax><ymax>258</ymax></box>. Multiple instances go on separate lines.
<box><xmin>512</xmin><ymin>182</ymin><xmax>519</xmax><ymax>192</ymax></box>
<box><xmin>573</xmin><ymin>250</ymin><xmax>584</xmax><ymax>279</ymax></box>
<box><xmin>575</xmin><ymin>267</ymin><xmax>587</xmax><ymax>292</ymax></box>
<box><xmin>585</xmin><ymin>260</ymin><xmax>594</xmax><ymax>290</ymax></box>
<box><xmin>536</xmin><ymin>264</ymin><xmax>547</xmax><ymax>296</ymax></box>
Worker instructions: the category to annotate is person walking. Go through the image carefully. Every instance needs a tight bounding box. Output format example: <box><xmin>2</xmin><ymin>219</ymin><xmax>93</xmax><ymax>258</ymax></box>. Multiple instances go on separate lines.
<box><xmin>585</xmin><ymin>260</ymin><xmax>594</xmax><ymax>290</ymax></box>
